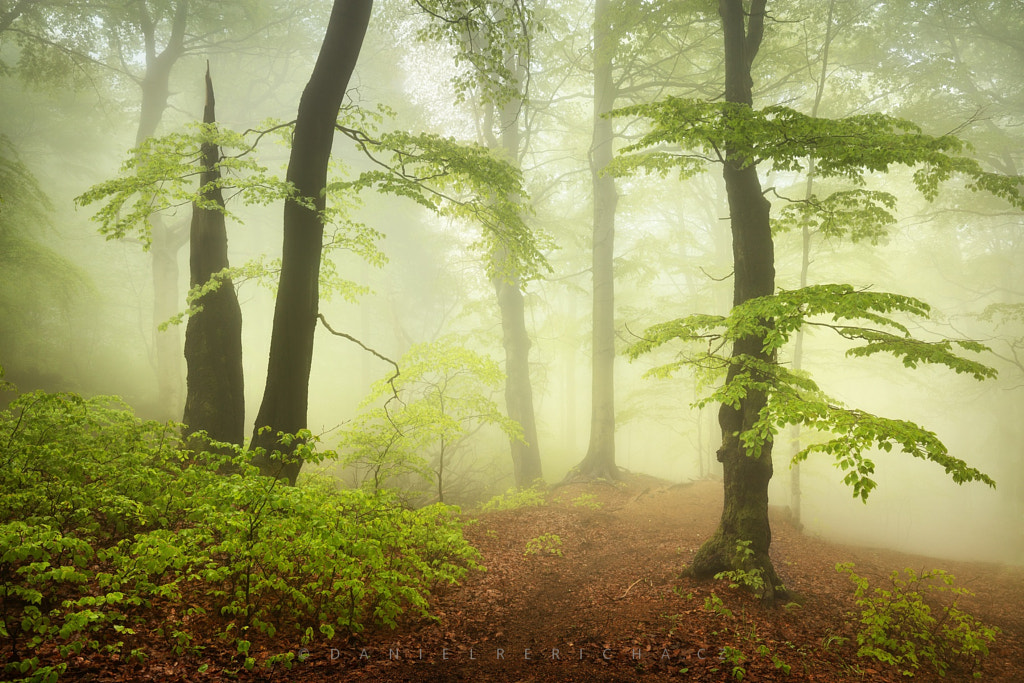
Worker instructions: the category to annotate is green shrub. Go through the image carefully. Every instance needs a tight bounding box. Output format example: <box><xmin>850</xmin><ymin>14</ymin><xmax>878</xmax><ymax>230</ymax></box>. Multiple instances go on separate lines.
<box><xmin>524</xmin><ymin>533</ymin><xmax>562</xmax><ymax>557</ymax></box>
<box><xmin>837</xmin><ymin>562</ymin><xmax>998</xmax><ymax>678</ymax></box>
<box><xmin>0</xmin><ymin>391</ymin><xmax>482</xmax><ymax>681</ymax></box>
<box><xmin>480</xmin><ymin>484</ymin><xmax>546</xmax><ymax>511</ymax></box>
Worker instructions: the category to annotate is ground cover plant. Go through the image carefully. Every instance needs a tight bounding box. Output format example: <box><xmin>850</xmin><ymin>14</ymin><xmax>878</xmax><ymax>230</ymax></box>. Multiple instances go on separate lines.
<box><xmin>0</xmin><ymin>390</ymin><xmax>480</xmax><ymax>682</ymax></box>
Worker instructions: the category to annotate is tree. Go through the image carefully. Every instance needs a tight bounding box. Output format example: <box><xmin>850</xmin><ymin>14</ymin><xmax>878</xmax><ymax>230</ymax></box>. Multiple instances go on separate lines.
<box><xmin>0</xmin><ymin>136</ymin><xmax>93</xmax><ymax>393</ymax></box>
<box><xmin>485</xmin><ymin>20</ymin><xmax>544</xmax><ymax>489</ymax></box>
<box><xmin>616</xmin><ymin>0</ymin><xmax>1023</xmax><ymax>603</ymax></box>
<box><xmin>249</xmin><ymin>0</ymin><xmax>374</xmax><ymax>484</ymax></box>
<box><xmin>338</xmin><ymin>338</ymin><xmax>520</xmax><ymax>502</ymax></box>
<box><xmin>181</xmin><ymin>66</ymin><xmax>244</xmax><ymax>448</ymax></box>
<box><xmin>574</xmin><ymin>0</ymin><xmax>619</xmax><ymax>480</ymax></box>
<box><xmin>569</xmin><ymin>0</ymin><xmax>722</xmax><ymax>481</ymax></box>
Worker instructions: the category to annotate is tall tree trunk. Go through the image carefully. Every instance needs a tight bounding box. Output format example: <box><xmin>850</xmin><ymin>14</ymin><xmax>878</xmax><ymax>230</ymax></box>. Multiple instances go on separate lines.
<box><xmin>491</xmin><ymin>85</ymin><xmax>543</xmax><ymax>488</ymax></box>
<box><xmin>789</xmin><ymin>0</ymin><xmax>836</xmax><ymax>530</ymax></box>
<box><xmin>687</xmin><ymin>0</ymin><xmax>785</xmax><ymax>604</ymax></box>
<box><xmin>574</xmin><ymin>0</ymin><xmax>619</xmax><ymax>480</ymax></box>
<box><xmin>182</xmin><ymin>66</ymin><xmax>244</xmax><ymax>448</ymax></box>
<box><xmin>136</xmin><ymin>0</ymin><xmax>189</xmax><ymax>420</ymax></box>
<box><xmin>493</xmin><ymin>263</ymin><xmax>543</xmax><ymax>486</ymax></box>
<box><xmin>250</xmin><ymin>0</ymin><xmax>373</xmax><ymax>484</ymax></box>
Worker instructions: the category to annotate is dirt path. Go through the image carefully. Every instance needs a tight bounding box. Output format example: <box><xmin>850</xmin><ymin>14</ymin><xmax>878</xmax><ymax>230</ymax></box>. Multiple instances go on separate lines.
<box><xmin>297</xmin><ymin>475</ymin><xmax>1024</xmax><ymax>682</ymax></box>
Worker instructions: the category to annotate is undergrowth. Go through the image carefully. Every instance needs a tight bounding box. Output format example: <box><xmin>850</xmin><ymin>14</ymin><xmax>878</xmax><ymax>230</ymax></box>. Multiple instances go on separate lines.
<box><xmin>837</xmin><ymin>562</ymin><xmax>998</xmax><ymax>678</ymax></box>
<box><xmin>0</xmin><ymin>391</ymin><xmax>481</xmax><ymax>682</ymax></box>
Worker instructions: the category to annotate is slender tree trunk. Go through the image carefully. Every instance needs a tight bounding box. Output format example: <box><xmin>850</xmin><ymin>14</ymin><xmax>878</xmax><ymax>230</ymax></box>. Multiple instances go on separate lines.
<box><xmin>574</xmin><ymin>0</ymin><xmax>619</xmax><ymax>480</ymax></box>
<box><xmin>789</xmin><ymin>0</ymin><xmax>835</xmax><ymax>528</ymax></box>
<box><xmin>182</xmin><ymin>66</ymin><xmax>244</xmax><ymax>448</ymax></box>
<box><xmin>687</xmin><ymin>0</ymin><xmax>785</xmax><ymax>604</ymax></box>
<box><xmin>493</xmin><ymin>262</ymin><xmax>543</xmax><ymax>486</ymax></box>
<box><xmin>136</xmin><ymin>0</ymin><xmax>189</xmax><ymax>420</ymax></box>
<box><xmin>250</xmin><ymin>0</ymin><xmax>373</xmax><ymax>484</ymax></box>
<box><xmin>493</xmin><ymin>98</ymin><xmax>543</xmax><ymax>487</ymax></box>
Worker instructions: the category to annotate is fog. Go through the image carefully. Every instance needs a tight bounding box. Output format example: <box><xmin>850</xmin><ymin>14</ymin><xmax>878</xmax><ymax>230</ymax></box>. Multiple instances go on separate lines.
<box><xmin>1</xmin><ymin>0</ymin><xmax>1021</xmax><ymax>567</ymax></box>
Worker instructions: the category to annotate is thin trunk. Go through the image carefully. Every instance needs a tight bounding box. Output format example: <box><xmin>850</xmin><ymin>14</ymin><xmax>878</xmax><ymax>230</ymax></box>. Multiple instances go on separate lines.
<box><xmin>488</xmin><ymin>35</ymin><xmax>542</xmax><ymax>488</ymax></box>
<box><xmin>789</xmin><ymin>0</ymin><xmax>836</xmax><ymax>529</ymax></box>
<box><xmin>250</xmin><ymin>0</ymin><xmax>373</xmax><ymax>484</ymax></box>
<box><xmin>687</xmin><ymin>0</ymin><xmax>785</xmax><ymax>604</ymax></box>
<box><xmin>182</xmin><ymin>66</ymin><xmax>244</xmax><ymax>449</ymax></box>
<box><xmin>136</xmin><ymin>0</ymin><xmax>189</xmax><ymax>420</ymax></box>
<box><xmin>493</xmin><ymin>264</ymin><xmax>543</xmax><ymax>486</ymax></box>
<box><xmin>574</xmin><ymin>0</ymin><xmax>619</xmax><ymax>480</ymax></box>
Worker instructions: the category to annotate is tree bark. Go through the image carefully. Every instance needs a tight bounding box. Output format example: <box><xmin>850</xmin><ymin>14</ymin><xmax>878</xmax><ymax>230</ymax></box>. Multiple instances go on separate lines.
<box><xmin>686</xmin><ymin>0</ymin><xmax>785</xmax><ymax>604</ymax></box>
<box><xmin>182</xmin><ymin>66</ymin><xmax>244</xmax><ymax>449</ymax></box>
<box><xmin>573</xmin><ymin>0</ymin><xmax>620</xmax><ymax>481</ymax></box>
<box><xmin>250</xmin><ymin>0</ymin><xmax>373</xmax><ymax>484</ymax></box>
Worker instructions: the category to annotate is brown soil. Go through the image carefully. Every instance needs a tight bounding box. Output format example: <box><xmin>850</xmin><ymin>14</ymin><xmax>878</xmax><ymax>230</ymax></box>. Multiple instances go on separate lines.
<box><xmin>55</xmin><ymin>474</ymin><xmax>1024</xmax><ymax>682</ymax></box>
<box><xmin>309</xmin><ymin>475</ymin><xmax>1024</xmax><ymax>682</ymax></box>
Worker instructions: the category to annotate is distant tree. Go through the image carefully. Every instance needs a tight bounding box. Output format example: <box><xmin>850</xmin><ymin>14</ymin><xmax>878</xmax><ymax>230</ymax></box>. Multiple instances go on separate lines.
<box><xmin>0</xmin><ymin>136</ymin><xmax>93</xmax><ymax>389</ymax></box>
<box><xmin>617</xmin><ymin>0</ymin><xmax>1023</xmax><ymax>603</ymax></box>
<box><xmin>251</xmin><ymin>0</ymin><xmax>545</xmax><ymax>484</ymax></box>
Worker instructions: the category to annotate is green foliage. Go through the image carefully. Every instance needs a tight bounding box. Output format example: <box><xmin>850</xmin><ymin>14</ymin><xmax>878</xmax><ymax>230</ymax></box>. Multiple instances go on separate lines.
<box><xmin>0</xmin><ymin>137</ymin><xmax>94</xmax><ymax>370</ymax></box>
<box><xmin>714</xmin><ymin>540</ymin><xmax>766</xmax><ymax>596</ymax></box>
<box><xmin>611</xmin><ymin>99</ymin><xmax>1024</xmax><ymax>210</ymax></box>
<box><xmin>718</xmin><ymin>644</ymin><xmax>747</xmax><ymax>680</ymax></box>
<box><xmin>75</xmin><ymin>123</ymin><xmax>297</xmax><ymax>248</ymax></box>
<box><xmin>614</xmin><ymin>96</ymin><xmax>1018</xmax><ymax>502</ymax></box>
<box><xmin>480</xmin><ymin>483</ymin><xmax>546</xmax><ymax>511</ymax></box>
<box><xmin>0</xmin><ymin>391</ymin><xmax>481</xmax><ymax>681</ymax></box>
<box><xmin>337</xmin><ymin>338</ymin><xmax>521</xmax><ymax>497</ymax></box>
<box><xmin>334</xmin><ymin>124</ymin><xmax>550</xmax><ymax>282</ymax></box>
<box><xmin>74</xmin><ymin>119</ymin><xmax>385</xmax><ymax>323</ymax></box>
<box><xmin>523</xmin><ymin>534</ymin><xmax>562</xmax><ymax>557</ymax></box>
<box><xmin>409</xmin><ymin>0</ymin><xmax>536</xmax><ymax>106</ymax></box>
<box><xmin>570</xmin><ymin>493</ymin><xmax>602</xmax><ymax>510</ymax></box>
<box><xmin>837</xmin><ymin>563</ymin><xmax>998</xmax><ymax>678</ymax></box>
<box><xmin>774</xmin><ymin>189</ymin><xmax>897</xmax><ymax>245</ymax></box>
<box><xmin>628</xmin><ymin>284</ymin><xmax>996</xmax><ymax>500</ymax></box>
<box><xmin>703</xmin><ymin>592</ymin><xmax>734</xmax><ymax>619</ymax></box>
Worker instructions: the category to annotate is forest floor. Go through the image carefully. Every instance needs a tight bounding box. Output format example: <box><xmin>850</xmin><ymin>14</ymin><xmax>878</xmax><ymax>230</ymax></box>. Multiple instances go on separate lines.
<box><xmin>63</xmin><ymin>474</ymin><xmax>1024</xmax><ymax>682</ymax></box>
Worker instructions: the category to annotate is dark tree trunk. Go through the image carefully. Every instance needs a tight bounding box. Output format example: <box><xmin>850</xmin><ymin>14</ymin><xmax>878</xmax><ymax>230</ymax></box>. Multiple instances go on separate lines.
<box><xmin>491</xmin><ymin>86</ymin><xmax>543</xmax><ymax>488</ymax></box>
<box><xmin>136</xmin><ymin>0</ymin><xmax>189</xmax><ymax>421</ymax></box>
<box><xmin>687</xmin><ymin>0</ymin><xmax>785</xmax><ymax>604</ymax></box>
<box><xmin>250</xmin><ymin>0</ymin><xmax>373</xmax><ymax>484</ymax></box>
<box><xmin>182</xmin><ymin>66</ymin><xmax>244</xmax><ymax>449</ymax></box>
<box><xmin>574</xmin><ymin>0</ymin><xmax>619</xmax><ymax>480</ymax></box>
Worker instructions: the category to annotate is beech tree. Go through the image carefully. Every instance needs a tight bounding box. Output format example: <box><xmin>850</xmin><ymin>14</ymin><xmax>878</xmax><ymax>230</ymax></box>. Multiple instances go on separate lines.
<box><xmin>616</xmin><ymin>0</ymin><xmax>1024</xmax><ymax>603</ymax></box>
<box><xmin>249</xmin><ymin>0</ymin><xmax>374</xmax><ymax>484</ymax></box>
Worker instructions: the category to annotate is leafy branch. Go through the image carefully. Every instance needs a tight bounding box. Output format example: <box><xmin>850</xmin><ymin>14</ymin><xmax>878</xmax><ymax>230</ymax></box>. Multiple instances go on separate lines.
<box><xmin>628</xmin><ymin>285</ymin><xmax>997</xmax><ymax>500</ymax></box>
<box><xmin>332</xmin><ymin>122</ymin><xmax>550</xmax><ymax>282</ymax></box>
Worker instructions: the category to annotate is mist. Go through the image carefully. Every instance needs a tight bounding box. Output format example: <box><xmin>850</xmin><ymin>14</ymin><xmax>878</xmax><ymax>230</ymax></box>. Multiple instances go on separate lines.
<box><xmin>2</xmin><ymin>0</ymin><xmax>1022</xmax><ymax>576</ymax></box>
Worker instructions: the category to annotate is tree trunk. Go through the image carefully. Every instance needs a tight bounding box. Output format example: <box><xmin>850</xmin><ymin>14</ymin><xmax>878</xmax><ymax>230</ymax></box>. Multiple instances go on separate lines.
<box><xmin>250</xmin><ymin>0</ymin><xmax>373</xmax><ymax>484</ymax></box>
<box><xmin>491</xmin><ymin>74</ymin><xmax>543</xmax><ymax>487</ymax></box>
<box><xmin>574</xmin><ymin>0</ymin><xmax>620</xmax><ymax>481</ymax></box>
<box><xmin>687</xmin><ymin>0</ymin><xmax>785</xmax><ymax>604</ymax></box>
<box><xmin>136</xmin><ymin>0</ymin><xmax>189</xmax><ymax>421</ymax></box>
<box><xmin>789</xmin><ymin>0</ymin><xmax>836</xmax><ymax>530</ymax></box>
<box><xmin>493</xmin><ymin>265</ymin><xmax>543</xmax><ymax>486</ymax></box>
<box><xmin>182</xmin><ymin>66</ymin><xmax>244</xmax><ymax>449</ymax></box>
